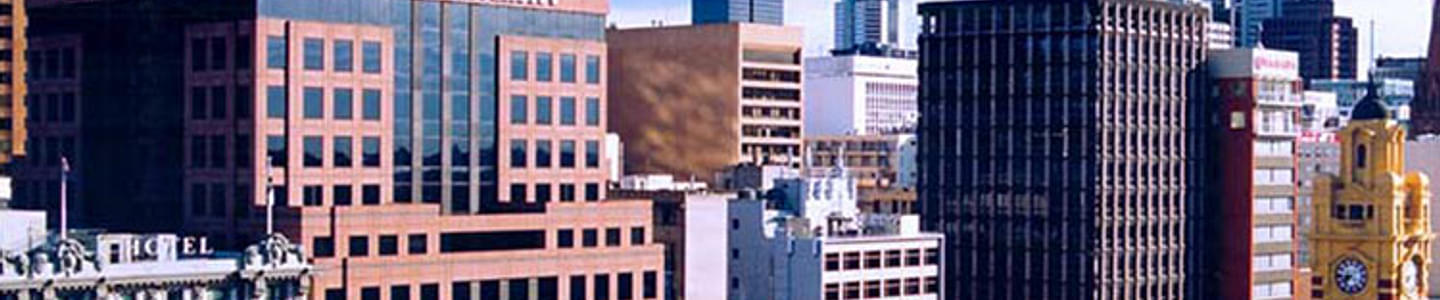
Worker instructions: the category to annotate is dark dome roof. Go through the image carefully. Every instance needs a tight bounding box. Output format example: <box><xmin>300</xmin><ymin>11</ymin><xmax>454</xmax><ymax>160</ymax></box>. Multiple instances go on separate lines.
<box><xmin>1352</xmin><ymin>81</ymin><xmax>1390</xmax><ymax>120</ymax></box>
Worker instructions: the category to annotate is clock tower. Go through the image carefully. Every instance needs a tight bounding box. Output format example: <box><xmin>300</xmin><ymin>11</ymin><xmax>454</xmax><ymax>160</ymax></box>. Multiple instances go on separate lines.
<box><xmin>1311</xmin><ymin>83</ymin><xmax>1434</xmax><ymax>299</ymax></box>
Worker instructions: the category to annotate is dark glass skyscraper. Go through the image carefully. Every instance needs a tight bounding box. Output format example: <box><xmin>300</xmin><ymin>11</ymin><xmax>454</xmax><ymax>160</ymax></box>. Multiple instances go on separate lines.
<box><xmin>917</xmin><ymin>0</ymin><xmax>1211</xmax><ymax>299</ymax></box>
<box><xmin>1260</xmin><ymin>0</ymin><xmax>1358</xmax><ymax>81</ymax></box>
<box><xmin>692</xmin><ymin>0</ymin><xmax>783</xmax><ymax>25</ymax></box>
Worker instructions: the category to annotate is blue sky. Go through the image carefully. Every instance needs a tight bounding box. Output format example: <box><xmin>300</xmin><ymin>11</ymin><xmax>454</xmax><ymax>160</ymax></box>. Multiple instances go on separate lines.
<box><xmin>611</xmin><ymin>0</ymin><xmax>1435</xmax><ymax>76</ymax></box>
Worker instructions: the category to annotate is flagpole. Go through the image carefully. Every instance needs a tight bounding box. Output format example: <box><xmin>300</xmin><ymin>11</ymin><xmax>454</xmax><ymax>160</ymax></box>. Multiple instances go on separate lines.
<box><xmin>59</xmin><ymin>156</ymin><xmax>68</xmax><ymax>240</ymax></box>
<box><xmin>266</xmin><ymin>154</ymin><xmax>274</xmax><ymax>236</ymax></box>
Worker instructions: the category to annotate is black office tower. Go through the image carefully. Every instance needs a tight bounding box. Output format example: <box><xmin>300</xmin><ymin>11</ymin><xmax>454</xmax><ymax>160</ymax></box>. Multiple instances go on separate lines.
<box><xmin>917</xmin><ymin>0</ymin><xmax>1211</xmax><ymax>299</ymax></box>
<box><xmin>1261</xmin><ymin>0</ymin><xmax>1358</xmax><ymax>81</ymax></box>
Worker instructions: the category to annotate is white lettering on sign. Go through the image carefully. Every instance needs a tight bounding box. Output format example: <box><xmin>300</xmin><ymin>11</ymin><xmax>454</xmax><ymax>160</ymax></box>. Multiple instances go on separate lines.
<box><xmin>125</xmin><ymin>236</ymin><xmax>215</xmax><ymax>260</ymax></box>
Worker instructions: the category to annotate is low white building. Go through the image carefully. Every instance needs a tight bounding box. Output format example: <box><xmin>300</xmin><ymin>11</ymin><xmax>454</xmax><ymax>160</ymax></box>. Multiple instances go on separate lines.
<box><xmin>772</xmin><ymin>215</ymin><xmax>942</xmax><ymax>300</ymax></box>
<box><xmin>804</xmin><ymin>55</ymin><xmax>918</xmax><ymax>135</ymax></box>
<box><xmin>619</xmin><ymin>174</ymin><xmax>708</xmax><ymax>192</ymax></box>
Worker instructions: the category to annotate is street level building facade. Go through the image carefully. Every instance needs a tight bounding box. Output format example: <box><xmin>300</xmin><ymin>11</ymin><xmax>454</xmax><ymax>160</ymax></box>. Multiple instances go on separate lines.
<box><xmin>608</xmin><ymin>23</ymin><xmax>805</xmax><ymax>180</ymax></box>
<box><xmin>804</xmin><ymin>55</ymin><xmax>917</xmax><ymax>135</ymax></box>
<box><xmin>18</xmin><ymin>1</ymin><xmax>665</xmax><ymax>299</ymax></box>
<box><xmin>1310</xmin><ymin>86</ymin><xmax>1433</xmax><ymax>299</ymax></box>
<box><xmin>1208</xmin><ymin>47</ymin><xmax>1302</xmax><ymax>300</ymax></box>
<box><xmin>917</xmin><ymin>0</ymin><xmax>1211</xmax><ymax>299</ymax></box>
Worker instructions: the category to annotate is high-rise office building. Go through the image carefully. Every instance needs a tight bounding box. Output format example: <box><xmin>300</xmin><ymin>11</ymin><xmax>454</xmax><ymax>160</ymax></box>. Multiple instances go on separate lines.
<box><xmin>1260</xmin><ymin>0</ymin><xmax>1358</xmax><ymax>81</ymax></box>
<box><xmin>917</xmin><ymin>0</ymin><xmax>1211</xmax><ymax>299</ymax></box>
<box><xmin>608</xmin><ymin>23</ymin><xmax>804</xmax><ymax>180</ymax></box>
<box><xmin>1233</xmin><ymin>0</ymin><xmax>1282</xmax><ymax>47</ymax></box>
<box><xmin>804</xmin><ymin>55</ymin><xmax>917</xmax><ymax>135</ymax></box>
<box><xmin>20</xmin><ymin>1</ymin><xmax>664</xmax><ymax>299</ymax></box>
<box><xmin>693</xmin><ymin>0</ymin><xmax>784</xmax><ymax>26</ymax></box>
<box><xmin>833</xmin><ymin>0</ymin><xmax>917</xmax><ymax>52</ymax></box>
<box><xmin>0</xmin><ymin>0</ymin><xmax>23</xmax><ymax>167</ymax></box>
<box><xmin>1411</xmin><ymin>0</ymin><xmax>1440</xmax><ymax>135</ymax></box>
<box><xmin>1208</xmin><ymin>47</ymin><xmax>1302</xmax><ymax>300</ymax></box>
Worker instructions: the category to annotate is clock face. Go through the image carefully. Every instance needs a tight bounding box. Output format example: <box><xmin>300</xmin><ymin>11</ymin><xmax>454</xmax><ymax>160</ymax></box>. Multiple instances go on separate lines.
<box><xmin>1335</xmin><ymin>258</ymin><xmax>1368</xmax><ymax>294</ymax></box>
<box><xmin>1404</xmin><ymin>259</ymin><xmax>1421</xmax><ymax>297</ymax></box>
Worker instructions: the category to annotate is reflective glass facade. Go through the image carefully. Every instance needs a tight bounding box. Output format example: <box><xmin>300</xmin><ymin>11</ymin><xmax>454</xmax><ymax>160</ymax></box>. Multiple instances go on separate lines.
<box><xmin>257</xmin><ymin>0</ymin><xmax>604</xmax><ymax>214</ymax></box>
<box><xmin>692</xmin><ymin>0</ymin><xmax>784</xmax><ymax>25</ymax></box>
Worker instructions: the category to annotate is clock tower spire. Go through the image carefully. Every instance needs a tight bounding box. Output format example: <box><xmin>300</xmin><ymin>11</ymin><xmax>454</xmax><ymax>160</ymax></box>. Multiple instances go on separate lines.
<box><xmin>1311</xmin><ymin>82</ymin><xmax>1434</xmax><ymax>299</ymax></box>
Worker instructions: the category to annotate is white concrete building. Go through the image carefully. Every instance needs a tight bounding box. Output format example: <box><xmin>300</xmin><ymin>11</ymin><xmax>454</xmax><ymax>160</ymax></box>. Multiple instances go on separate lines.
<box><xmin>607</xmin><ymin>133</ymin><xmax>623</xmax><ymax>183</ymax></box>
<box><xmin>803</xmin><ymin>55</ymin><xmax>918</xmax><ymax>135</ymax></box>
<box><xmin>1301</xmin><ymin>90</ymin><xmax>1340</xmax><ymax>135</ymax></box>
<box><xmin>772</xmin><ymin>215</ymin><xmax>942</xmax><ymax>300</ymax></box>
<box><xmin>620</xmin><ymin>174</ymin><xmax>709</xmax><ymax>192</ymax></box>
<box><xmin>1208</xmin><ymin>22</ymin><xmax>1234</xmax><ymax>49</ymax></box>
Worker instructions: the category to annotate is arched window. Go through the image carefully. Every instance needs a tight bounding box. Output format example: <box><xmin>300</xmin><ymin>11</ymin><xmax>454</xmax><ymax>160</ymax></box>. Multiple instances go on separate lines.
<box><xmin>1357</xmin><ymin>145</ymin><xmax>1368</xmax><ymax>169</ymax></box>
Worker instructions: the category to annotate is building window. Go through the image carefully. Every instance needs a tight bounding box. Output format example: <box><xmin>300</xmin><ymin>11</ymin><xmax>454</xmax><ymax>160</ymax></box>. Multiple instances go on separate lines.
<box><xmin>605</xmin><ymin>228</ymin><xmax>621</xmax><ymax>247</ymax></box>
<box><xmin>334</xmin><ymin>88</ymin><xmax>353</xmax><ymax>119</ymax></box>
<box><xmin>362</xmin><ymin>41</ymin><xmax>382</xmax><ymax>74</ymax></box>
<box><xmin>593</xmin><ymin>275</ymin><xmax>610</xmax><ymax>300</ymax></box>
<box><xmin>334</xmin><ymin>136</ymin><xmax>353</xmax><ymax>167</ymax></box>
<box><xmin>642</xmin><ymin>271</ymin><xmax>657</xmax><ymax>299</ymax></box>
<box><xmin>536</xmin><ymin>96</ymin><xmax>552</xmax><ymax>125</ymax></box>
<box><xmin>582</xmin><ymin>229</ymin><xmax>597</xmax><ymax>248</ymax></box>
<box><xmin>349</xmin><ymin>235</ymin><xmax>369</xmax><ymax>257</ymax></box>
<box><xmin>557</xmin><ymin>229</ymin><xmax>574</xmax><ymax>248</ymax></box>
<box><xmin>510</xmin><ymin>50</ymin><xmax>528</xmax><ymax>81</ymax></box>
<box><xmin>303</xmin><ymin>38</ymin><xmax>324</xmax><ymax>71</ymax></box>
<box><xmin>236</xmin><ymin>134</ymin><xmax>253</xmax><ymax>168</ymax></box>
<box><xmin>267</xmin><ymin>135</ymin><xmax>287</xmax><ymax>167</ymax></box>
<box><xmin>584</xmin><ymin>183</ymin><xmax>599</xmax><ymax>202</ymax></box>
<box><xmin>360</xmin><ymin>287</ymin><xmax>379</xmax><ymax>300</ymax></box>
<box><xmin>362</xmin><ymin>184</ymin><xmax>380</xmax><ymax>205</ymax></box>
<box><xmin>190</xmin><ymin>184</ymin><xmax>207</xmax><ymax>215</ymax></box>
<box><xmin>825</xmin><ymin>253</ymin><xmax>840</xmax><ymax>271</ymax></box>
<box><xmin>630</xmin><ymin>227</ymin><xmax>644</xmax><ymax>245</ymax></box>
<box><xmin>570</xmin><ymin>276</ymin><xmax>586</xmax><ymax>300</ymax></box>
<box><xmin>313</xmin><ymin>237</ymin><xmax>335</xmax><ymax>257</ymax></box>
<box><xmin>334</xmin><ymin>185</ymin><xmax>353</xmax><ymax>206</ymax></box>
<box><xmin>924</xmin><ymin>248</ymin><xmax>939</xmax><ymax>265</ymax></box>
<box><xmin>236</xmin><ymin>85</ymin><xmax>253</xmax><ymax>119</ymax></box>
<box><xmin>535</xmin><ymin>183</ymin><xmax>552</xmax><ymax>203</ymax></box>
<box><xmin>303</xmin><ymin>185</ymin><xmax>323</xmax><ymax>206</ymax></box>
<box><xmin>303</xmin><ymin>87</ymin><xmax>324</xmax><ymax>119</ymax></box>
<box><xmin>266</xmin><ymin>86</ymin><xmax>286</xmax><ymax>119</ymax></box>
<box><xmin>379</xmin><ymin>235</ymin><xmax>398</xmax><ymax>256</ymax></box>
<box><xmin>391</xmin><ymin>286</ymin><xmax>410</xmax><ymax>300</ymax></box>
<box><xmin>191</xmin><ymin>136</ymin><xmax>209</xmax><ymax>168</ymax></box>
<box><xmin>361</xmin><ymin>137</ymin><xmax>381</xmax><ymax>167</ymax></box>
<box><xmin>191</xmin><ymin>87</ymin><xmax>208</xmax><ymax>120</ymax></box>
<box><xmin>559</xmin><ymin>54</ymin><xmax>576</xmax><ymax>83</ymax></box>
<box><xmin>266</xmin><ymin>36</ymin><xmax>286</xmax><ymax>69</ymax></box>
<box><xmin>536</xmin><ymin>52</ymin><xmax>552</xmax><ymax>81</ymax></box>
<box><xmin>324</xmin><ymin>289</ymin><xmax>344</xmax><ymax>300</ymax></box>
<box><xmin>535</xmin><ymin>139</ymin><xmax>552</xmax><ymax>167</ymax></box>
<box><xmin>333</xmin><ymin>39</ymin><xmax>353</xmax><ymax>72</ymax></box>
<box><xmin>560</xmin><ymin>140</ymin><xmax>575</xmax><ymax>168</ymax></box>
<box><xmin>559</xmin><ymin>184</ymin><xmax>575</xmax><ymax>202</ymax></box>
<box><xmin>236</xmin><ymin>34</ymin><xmax>253</xmax><ymax>70</ymax></box>
<box><xmin>585</xmin><ymin>55</ymin><xmax>600</xmax><ymax>84</ymax></box>
<box><xmin>510</xmin><ymin>183</ymin><xmax>527</xmax><ymax>202</ymax></box>
<box><xmin>304</xmin><ymin>136</ymin><xmax>324</xmax><ymax>167</ymax></box>
<box><xmin>585</xmin><ymin>140</ymin><xmax>599</xmax><ymax>169</ymax></box>
<box><xmin>559</xmin><ymin>97</ymin><xmax>576</xmax><ymax>125</ymax></box>
<box><xmin>885</xmin><ymin>250</ymin><xmax>902</xmax><ymax>267</ymax></box>
<box><xmin>210</xmin><ymin>86</ymin><xmax>228</xmax><ymax>119</ymax></box>
<box><xmin>510</xmin><ymin>95</ymin><xmax>528</xmax><ymax>124</ymax></box>
<box><xmin>362</xmin><ymin>89</ymin><xmax>381</xmax><ymax>120</ymax></box>
<box><xmin>585</xmin><ymin>97</ymin><xmax>600</xmax><ymax>126</ymax></box>
<box><xmin>510</xmin><ymin>139</ymin><xmax>527</xmax><ymax>168</ymax></box>
<box><xmin>408</xmin><ymin>234</ymin><xmax>428</xmax><ymax>254</ymax></box>
<box><xmin>617</xmin><ymin>273</ymin><xmax>633</xmax><ymax>300</ymax></box>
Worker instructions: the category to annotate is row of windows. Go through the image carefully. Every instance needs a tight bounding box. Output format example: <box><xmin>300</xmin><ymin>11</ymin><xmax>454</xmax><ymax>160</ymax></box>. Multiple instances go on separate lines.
<box><xmin>30</xmin><ymin>46</ymin><xmax>78</xmax><ymax>81</ymax></box>
<box><xmin>1252</xmin><ymin>253</ymin><xmax>1292</xmax><ymax>272</ymax></box>
<box><xmin>509</xmin><ymin>182</ymin><xmax>602</xmax><ymax>203</ymax></box>
<box><xmin>822</xmin><ymin>248</ymin><xmax>940</xmax><ymax>271</ymax></box>
<box><xmin>554</xmin><ymin>226</ymin><xmax>645</xmax><ymax>248</ymax></box>
<box><xmin>1254</xmin><ymin>197</ymin><xmax>1293</xmax><ymax>215</ymax></box>
<box><xmin>265</xmin><ymin>135</ymin><xmax>382</xmax><ymax>168</ymax></box>
<box><xmin>191</xmin><ymin>35</ymin><xmax>252</xmax><ymax>72</ymax></box>
<box><xmin>300</xmin><ymin>184</ymin><xmax>385</xmax><ymax>207</ymax></box>
<box><xmin>508</xmin><ymin>139</ymin><xmax>600</xmax><ymax>169</ymax></box>
<box><xmin>267</xmin><ymin>36</ymin><xmax>383</xmax><ymax>73</ymax></box>
<box><xmin>191</xmin><ymin>85</ymin><xmax>251</xmax><ymax>121</ymax></box>
<box><xmin>1252</xmin><ymin>168</ymin><xmax>1293</xmax><ymax>186</ymax></box>
<box><xmin>508</xmin><ymin>95</ymin><xmax>601</xmax><ymax>126</ymax></box>
<box><xmin>1254</xmin><ymin>139</ymin><xmax>1294</xmax><ymax>157</ymax></box>
<box><xmin>322</xmin><ymin>272</ymin><xmax>659</xmax><ymax>300</ymax></box>
<box><xmin>1252</xmin><ymin>225</ymin><xmax>1292</xmax><ymax>243</ymax></box>
<box><xmin>509</xmin><ymin>51</ymin><xmax>600</xmax><ymax>84</ymax></box>
<box><xmin>27</xmin><ymin>92</ymin><xmax>78</xmax><ymax>124</ymax></box>
<box><xmin>821</xmin><ymin>277</ymin><xmax>939</xmax><ymax>300</ymax></box>
<box><xmin>1253</xmin><ymin>281</ymin><xmax>1292</xmax><ymax>299</ymax></box>
<box><xmin>314</xmin><ymin>233</ymin><xmax>426</xmax><ymax>258</ymax></box>
<box><xmin>263</xmin><ymin>86</ymin><xmax>384</xmax><ymax>121</ymax></box>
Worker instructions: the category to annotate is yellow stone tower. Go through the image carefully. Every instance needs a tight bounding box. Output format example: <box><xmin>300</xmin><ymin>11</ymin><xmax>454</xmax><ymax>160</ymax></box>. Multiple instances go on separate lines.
<box><xmin>1312</xmin><ymin>84</ymin><xmax>1433</xmax><ymax>299</ymax></box>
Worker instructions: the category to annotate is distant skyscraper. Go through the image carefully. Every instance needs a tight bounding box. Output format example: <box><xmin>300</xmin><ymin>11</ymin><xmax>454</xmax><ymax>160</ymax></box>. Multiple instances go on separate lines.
<box><xmin>693</xmin><ymin>0</ymin><xmax>784</xmax><ymax>25</ymax></box>
<box><xmin>1261</xmin><ymin>0</ymin><xmax>1358</xmax><ymax>81</ymax></box>
<box><xmin>1412</xmin><ymin>0</ymin><xmax>1440</xmax><ymax>135</ymax></box>
<box><xmin>1234</xmin><ymin>0</ymin><xmax>1282</xmax><ymax>47</ymax></box>
<box><xmin>918</xmin><ymin>0</ymin><xmax>1211</xmax><ymax>299</ymax></box>
<box><xmin>833</xmin><ymin>0</ymin><xmax>916</xmax><ymax>52</ymax></box>
<box><xmin>804</xmin><ymin>55</ymin><xmax>917</xmax><ymax>135</ymax></box>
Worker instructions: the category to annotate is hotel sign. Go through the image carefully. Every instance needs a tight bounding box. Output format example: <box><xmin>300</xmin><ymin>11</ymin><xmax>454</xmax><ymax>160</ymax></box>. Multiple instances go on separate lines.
<box><xmin>1250</xmin><ymin>49</ymin><xmax>1299</xmax><ymax>79</ymax></box>
<box><xmin>123</xmin><ymin>235</ymin><xmax>216</xmax><ymax>261</ymax></box>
